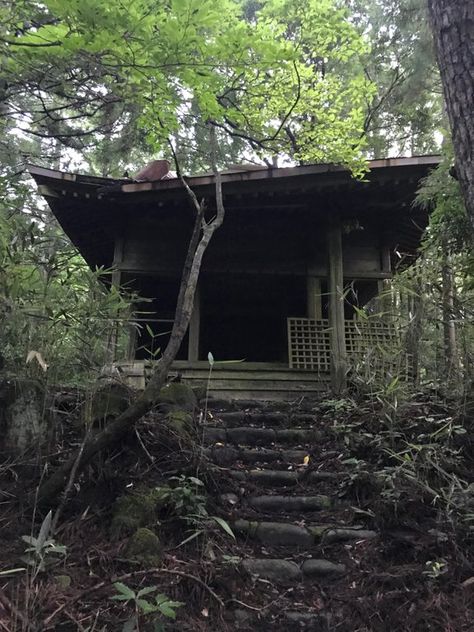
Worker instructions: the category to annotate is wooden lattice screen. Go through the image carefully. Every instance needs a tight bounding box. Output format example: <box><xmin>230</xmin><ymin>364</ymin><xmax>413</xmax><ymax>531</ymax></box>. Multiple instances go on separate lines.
<box><xmin>287</xmin><ymin>318</ymin><xmax>331</xmax><ymax>372</ymax></box>
<box><xmin>288</xmin><ymin>317</ymin><xmax>406</xmax><ymax>374</ymax></box>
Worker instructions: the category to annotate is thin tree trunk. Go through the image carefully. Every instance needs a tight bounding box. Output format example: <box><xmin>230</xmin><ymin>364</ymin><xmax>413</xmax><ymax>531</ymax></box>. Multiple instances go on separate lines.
<box><xmin>441</xmin><ymin>238</ymin><xmax>459</xmax><ymax>381</ymax></box>
<box><xmin>405</xmin><ymin>266</ymin><xmax>424</xmax><ymax>385</ymax></box>
<box><xmin>35</xmin><ymin>129</ymin><xmax>225</xmax><ymax>505</ymax></box>
<box><xmin>427</xmin><ymin>0</ymin><xmax>474</xmax><ymax>234</ymax></box>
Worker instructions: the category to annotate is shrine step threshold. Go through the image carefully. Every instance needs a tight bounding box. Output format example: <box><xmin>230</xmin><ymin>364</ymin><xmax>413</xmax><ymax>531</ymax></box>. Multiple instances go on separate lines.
<box><xmin>114</xmin><ymin>360</ymin><xmax>330</xmax><ymax>401</ymax></box>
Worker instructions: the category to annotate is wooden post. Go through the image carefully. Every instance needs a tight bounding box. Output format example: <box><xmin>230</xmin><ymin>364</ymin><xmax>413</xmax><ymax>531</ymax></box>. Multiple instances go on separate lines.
<box><xmin>327</xmin><ymin>218</ymin><xmax>347</xmax><ymax>393</ymax></box>
<box><xmin>188</xmin><ymin>284</ymin><xmax>201</xmax><ymax>362</ymax></box>
<box><xmin>307</xmin><ymin>276</ymin><xmax>322</xmax><ymax>320</ymax></box>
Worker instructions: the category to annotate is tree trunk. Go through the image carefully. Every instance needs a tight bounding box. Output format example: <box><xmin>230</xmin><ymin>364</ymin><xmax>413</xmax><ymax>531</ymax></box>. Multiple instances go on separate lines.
<box><xmin>427</xmin><ymin>0</ymin><xmax>474</xmax><ymax>234</ymax></box>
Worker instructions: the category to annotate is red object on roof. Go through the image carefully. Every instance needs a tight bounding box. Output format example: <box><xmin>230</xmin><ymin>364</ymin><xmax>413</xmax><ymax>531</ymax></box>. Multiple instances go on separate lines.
<box><xmin>133</xmin><ymin>159</ymin><xmax>170</xmax><ymax>182</ymax></box>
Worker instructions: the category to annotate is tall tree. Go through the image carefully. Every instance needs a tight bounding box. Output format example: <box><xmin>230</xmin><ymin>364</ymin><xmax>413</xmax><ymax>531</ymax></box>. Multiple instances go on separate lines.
<box><xmin>427</xmin><ymin>0</ymin><xmax>474</xmax><ymax>233</ymax></box>
<box><xmin>4</xmin><ymin>0</ymin><xmax>371</xmax><ymax>175</ymax></box>
<box><xmin>346</xmin><ymin>0</ymin><xmax>443</xmax><ymax>158</ymax></box>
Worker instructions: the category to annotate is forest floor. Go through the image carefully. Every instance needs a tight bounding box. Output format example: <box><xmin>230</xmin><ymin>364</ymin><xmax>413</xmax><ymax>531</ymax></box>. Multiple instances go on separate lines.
<box><xmin>0</xmin><ymin>386</ymin><xmax>473</xmax><ymax>631</ymax></box>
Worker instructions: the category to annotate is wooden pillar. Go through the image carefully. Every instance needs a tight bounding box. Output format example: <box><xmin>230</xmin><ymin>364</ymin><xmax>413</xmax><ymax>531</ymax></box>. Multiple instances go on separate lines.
<box><xmin>327</xmin><ymin>218</ymin><xmax>347</xmax><ymax>393</ymax></box>
<box><xmin>188</xmin><ymin>284</ymin><xmax>200</xmax><ymax>362</ymax></box>
<box><xmin>307</xmin><ymin>276</ymin><xmax>322</xmax><ymax>320</ymax></box>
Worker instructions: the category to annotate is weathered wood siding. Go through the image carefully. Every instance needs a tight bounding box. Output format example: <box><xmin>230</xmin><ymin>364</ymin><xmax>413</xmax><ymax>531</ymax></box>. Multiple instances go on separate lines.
<box><xmin>117</xmin><ymin>208</ymin><xmax>388</xmax><ymax>279</ymax></box>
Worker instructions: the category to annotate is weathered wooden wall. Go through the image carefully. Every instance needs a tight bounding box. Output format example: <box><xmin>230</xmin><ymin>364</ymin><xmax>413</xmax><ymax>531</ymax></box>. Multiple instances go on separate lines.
<box><xmin>116</xmin><ymin>206</ymin><xmax>390</xmax><ymax>280</ymax></box>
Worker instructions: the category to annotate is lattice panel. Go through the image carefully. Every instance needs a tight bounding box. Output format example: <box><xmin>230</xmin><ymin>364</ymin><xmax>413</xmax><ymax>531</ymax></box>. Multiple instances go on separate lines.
<box><xmin>287</xmin><ymin>318</ymin><xmax>331</xmax><ymax>372</ymax></box>
<box><xmin>288</xmin><ymin>317</ymin><xmax>404</xmax><ymax>375</ymax></box>
<box><xmin>345</xmin><ymin>319</ymin><xmax>397</xmax><ymax>358</ymax></box>
<box><xmin>344</xmin><ymin>319</ymin><xmax>405</xmax><ymax>376</ymax></box>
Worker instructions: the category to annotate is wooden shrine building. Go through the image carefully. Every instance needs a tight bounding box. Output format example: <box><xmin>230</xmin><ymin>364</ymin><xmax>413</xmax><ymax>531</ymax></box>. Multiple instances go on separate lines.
<box><xmin>30</xmin><ymin>156</ymin><xmax>440</xmax><ymax>399</ymax></box>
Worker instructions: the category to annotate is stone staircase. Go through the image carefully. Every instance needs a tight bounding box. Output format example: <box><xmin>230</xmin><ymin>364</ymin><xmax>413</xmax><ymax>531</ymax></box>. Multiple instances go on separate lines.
<box><xmin>201</xmin><ymin>398</ymin><xmax>378</xmax><ymax>630</ymax></box>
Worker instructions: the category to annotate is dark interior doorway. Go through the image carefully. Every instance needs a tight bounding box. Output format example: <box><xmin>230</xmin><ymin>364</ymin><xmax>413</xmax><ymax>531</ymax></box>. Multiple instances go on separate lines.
<box><xmin>200</xmin><ymin>274</ymin><xmax>306</xmax><ymax>363</ymax></box>
<box><xmin>123</xmin><ymin>274</ymin><xmax>188</xmax><ymax>361</ymax></box>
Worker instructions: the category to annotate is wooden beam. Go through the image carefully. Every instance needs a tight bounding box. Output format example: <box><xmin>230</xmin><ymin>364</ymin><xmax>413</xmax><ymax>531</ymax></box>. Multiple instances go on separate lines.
<box><xmin>307</xmin><ymin>276</ymin><xmax>323</xmax><ymax>320</ymax></box>
<box><xmin>188</xmin><ymin>284</ymin><xmax>201</xmax><ymax>362</ymax></box>
<box><xmin>327</xmin><ymin>217</ymin><xmax>347</xmax><ymax>393</ymax></box>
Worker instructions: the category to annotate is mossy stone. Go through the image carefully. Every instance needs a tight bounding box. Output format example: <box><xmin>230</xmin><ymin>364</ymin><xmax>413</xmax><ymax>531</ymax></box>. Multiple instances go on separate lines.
<box><xmin>167</xmin><ymin>409</ymin><xmax>193</xmax><ymax>436</ymax></box>
<box><xmin>90</xmin><ymin>379</ymin><xmax>132</xmax><ymax>423</ymax></box>
<box><xmin>158</xmin><ymin>383</ymin><xmax>197</xmax><ymax>411</ymax></box>
<box><xmin>126</xmin><ymin>528</ymin><xmax>162</xmax><ymax>566</ymax></box>
<box><xmin>111</xmin><ymin>486</ymin><xmax>166</xmax><ymax>538</ymax></box>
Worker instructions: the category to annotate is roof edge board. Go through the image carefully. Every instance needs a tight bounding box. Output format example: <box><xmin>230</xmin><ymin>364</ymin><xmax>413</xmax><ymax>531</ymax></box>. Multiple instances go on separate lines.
<box><xmin>27</xmin><ymin>155</ymin><xmax>442</xmax><ymax>195</ymax></box>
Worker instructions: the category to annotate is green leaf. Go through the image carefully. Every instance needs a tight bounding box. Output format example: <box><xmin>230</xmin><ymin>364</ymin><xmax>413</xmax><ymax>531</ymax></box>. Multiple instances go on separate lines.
<box><xmin>136</xmin><ymin>599</ymin><xmax>158</xmax><ymax>613</ymax></box>
<box><xmin>211</xmin><ymin>516</ymin><xmax>236</xmax><ymax>539</ymax></box>
<box><xmin>137</xmin><ymin>585</ymin><xmax>157</xmax><ymax>598</ymax></box>
<box><xmin>157</xmin><ymin>603</ymin><xmax>178</xmax><ymax>619</ymax></box>
<box><xmin>112</xmin><ymin>582</ymin><xmax>136</xmax><ymax>600</ymax></box>
<box><xmin>176</xmin><ymin>529</ymin><xmax>204</xmax><ymax>547</ymax></box>
<box><xmin>188</xmin><ymin>476</ymin><xmax>204</xmax><ymax>486</ymax></box>
<box><xmin>37</xmin><ymin>511</ymin><xmax>53</xmax><ymax>549</ymax></box>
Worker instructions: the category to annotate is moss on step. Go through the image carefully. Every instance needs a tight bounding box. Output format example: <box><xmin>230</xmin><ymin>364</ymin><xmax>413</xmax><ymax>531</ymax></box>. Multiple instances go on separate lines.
<box><xmin>126</xmin><ymin>528</ymin><xmax>162</xmax><ymax>566</ymax></box>
<box><xmin>111</xmin><ymin>485</ymin><xmax>166</xmax><ymax>537</ymax></box>
<box><xmin>158</xmin><ymin>383</ymin><xmax>197</xmax><ymax>411</ymax></box>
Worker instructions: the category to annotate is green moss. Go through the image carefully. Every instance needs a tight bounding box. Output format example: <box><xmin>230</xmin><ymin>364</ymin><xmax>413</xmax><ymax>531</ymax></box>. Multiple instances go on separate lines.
<box><xmin>126</xmin><ymin>528</ymin><xmax>162</xmax><ymax>566</ymax></box>
<box><xmin>158</xmin><ymin>383</ymin><xmax>197</xmax><ymax>411</ymax></box>
<box><xmin>167</xmin><ymin>409</ymin><xmax>193</xmax><ymax>436</ymax></box>
<box><xmin>90</xmin><ymin>380</ymin><xmax>131</xmax><ymax>424</ymax></box>
<box><xmin>111</xmin><ymin>486</ymin><xmax>166</xmax><ymax>538</ymax></box>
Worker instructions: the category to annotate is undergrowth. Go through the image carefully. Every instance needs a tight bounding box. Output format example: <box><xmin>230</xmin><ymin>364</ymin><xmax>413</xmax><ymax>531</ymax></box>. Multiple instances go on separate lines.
<box><xmin>0</xmin><ymin>384</ymin><xmax>472</xmax><ymax>631</ymax></box>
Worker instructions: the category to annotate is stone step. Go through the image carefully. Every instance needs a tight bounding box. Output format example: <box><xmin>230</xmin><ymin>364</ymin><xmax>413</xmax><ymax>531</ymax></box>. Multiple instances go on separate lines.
<box><xmin>219</xmin><ymin>491</ymin><xmax>333</xmax><ymax>513</ymax></box>
<box><xmin>213</xmin><ymin>411</ymin><xmax>289</xmax><ymax>427</ymax></box>
<box><xmin>202</xmin><ymin>426</ymin><xmax>319</xmax><ymax>447</ymax></box>
<box><xmin>241</xmin><ymin>557</ymin><xmax>346</xmax><ymax>585</ymax></box>
<box><xmin>210</xmin><ymin>411</ymin><xmax>320</xmax><ymax>428</ymax></box>
<box><xmin>248</xmin><ymin>494</ymin><xmax>332</xmax><ymax>512</ymax></box>
<box><xmin>230</xmin><ymin>468</ymin><xmax>343</xmax><ymax>487</ymax></box>
<box><xmin>233</xmin><ymin>608</ymin><xmax>329</xmax><ymax>631</ymax></box>
<box><xmin>233</xmin><ymin>519</ymin><xmax>377</xmax><ymax>547</ymax></box>
<box><xmin>205</xmin><ymin>445</ymin><xmax>308</xmax><ymax>466</ymax></box>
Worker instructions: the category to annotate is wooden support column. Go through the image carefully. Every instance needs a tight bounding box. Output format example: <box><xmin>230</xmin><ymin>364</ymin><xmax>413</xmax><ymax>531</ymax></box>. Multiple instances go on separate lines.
<box><xmin>307</xmin><ymin>276</ymin><xmax>322</xmax><ymax>320</ymax></box>
<box><xmin>188</xmin><ymin>284</ymin><xmax>201</xmax><ymax>362</ymax></box>
<box><xmin>327</xmin><ymin>218</ymin><xmax>347</xmax><ymax>393</ymax></box>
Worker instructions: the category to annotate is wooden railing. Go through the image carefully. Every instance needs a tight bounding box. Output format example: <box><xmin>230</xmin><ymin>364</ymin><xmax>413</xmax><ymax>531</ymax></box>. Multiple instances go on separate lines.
<box><xmin>288</xmin><ymin>317</ymin><xmax>407</xmax><ymax>375</ymax></box>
